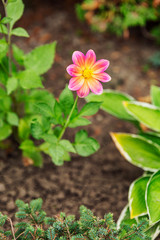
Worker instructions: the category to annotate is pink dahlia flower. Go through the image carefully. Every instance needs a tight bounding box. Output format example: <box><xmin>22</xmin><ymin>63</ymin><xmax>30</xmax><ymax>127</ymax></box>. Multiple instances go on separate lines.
<box><xmin>67</xmin><ymin>49</ymin><xmax>111</xmax><ymax>98</ymax></box>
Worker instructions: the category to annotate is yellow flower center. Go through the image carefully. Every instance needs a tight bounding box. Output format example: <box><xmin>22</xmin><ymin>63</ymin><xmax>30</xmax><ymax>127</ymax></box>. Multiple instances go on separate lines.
<box><xmin>82</xmin><ymin>69</ymin><xmax>92</xmax><ymax>79</ymax></box>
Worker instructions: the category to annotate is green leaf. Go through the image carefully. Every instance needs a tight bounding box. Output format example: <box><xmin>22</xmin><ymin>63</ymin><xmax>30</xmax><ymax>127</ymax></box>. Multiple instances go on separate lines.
<box><xmin>111</xmin><ymin>133</ymin><xmax>160</xmax><ymax>171</ymax></box>
<box><xmin>0</xmin><ymin>24</ymin><xmax>8</xmax><ymax>34</ymax></box>
<box><xmin>6</xmin><ymin>0</ymin><xmax>24</xmax><ymax>28</ymax></box>
<box><xmin>151</xmin><ymin>85</ymin><xmax>160</xmax><ymax>107</ymax></box>
<box><xmin>59</xmin><ymin>139</ymin><xmax>76</xmax><ymax>153</ymax></box>
<box><xmin>68</xmin><ymin>117</ymin><xmax>91</xmax><ymax>128</ymax></box>
<box><xmin>7</xmin><ymin>112</ymin><xmax>19</xmax><ymax>126</ymax></box>
<box><xmin>18</xmin><ymin>118</ymin><xmax>30</xmax><ymax>140</ymax></box>
<box><xmin>145</xmin><ymin>221</ymin><xmax>160</xmax><ymax>239</ymax></box>
<box><xmin>34</xmin><ymin>103</ymin><xmax>53</xmax><ymax>118</ymax></box>
<box><xmin>86</xmin><ymin>90</ymin><xmax>135</xmax><ymax>120</ymax></box>
<box><xmin>0</xmin><ymin>123</ymin><xmax>12</xmax><ymax>141</ymax></box>
<box><xmin>24</xmin><ymin>41</ymin><xmax>56</xmax><ymax>75</ymax></box>
<box><xmin>20</xmin><ymin>139</ymin><xmax>36</xmax><ymax>152</ymax></box>
<box><xmin>31</xmin><ymin>119</ymin><xmax>43</xmax><ymax>140</ymax></box>
<box><xmin>75</xmin><ymin>129</ymin><xmax>88</xmax><ymax>142</ymax></box>
<box><xmin>48</xmin><ymin>143</ymin><xmax>65</xmax><ymax>165</ymax></box>
<box><xmin>53</xmin><ymin>100</ymin><xmax>63</xmax><ymax>125</ymax></box>
<box><xmin>6</xmin><ymin>77</ymin><xmax>18</xmax><ymax>94</ymax></box>
<box><xmin>23</xmin><ymin>150</ymin><xmax>43</xmax><ymax>167</ymax></box>
<box><xmin>129</xmin><ymin>176</ymin><xmax>150</xmax><ymax>219</ymax></box>
<box><xmin>24</xmin><ymin>89</ymin><xmax>55</xmax><ymax>115</ymax></box>
<box><xmin>59</xmin><ymin>85</ymin><xmax>76</xmax><ymax>118</ymax></box>
<box><xmin>139</xmin><ymin>132</ymin><xmax>160</xmax><ymax>146</ymax></box>
<box><xmin>0</xmin><ymin>39</ymin><xmax>8</xmax><ymax>61</ymax></box>
<box><xmin>124</xmin><ymin>101</ymin><xmax>160</xmax><ymax>132</ymax></box>
<box><xmin>79</xmin><ymin>102</ymin><xmax>102</xmax><ymax>116</ymax></box>
<box><xmin>117</xmin><ymin>205</ymin><xmax>136</xmax><ymax>229</ymax></box>
<box><xmin>18</xmin><ymin>70</ymin><xmax>43</xmax><ymax>89</ymax></box>
<box><xmin>75</xmin><ymin>130</ymin><xmax>100</xmax><ymax>156</ymax></box>
<box><xmin>11</xmin><ymin>27</ymin><xmax>29</xmax><ymax>37</ymax></box>
<box><xmin>42</xmin><ymin>134</ymin><xmax>57</xmax><ymax>144</ymax></box>
<box><xmin>0</xmin><ymin>17</ymin><xmax>12</xmax><ymax>24</ymax></box>
<box><xmin>146</xmin><ymin>170</ymin><xmax>160</xmax><ymax>224</ymax></box>
<box><xmin>12</xmin><ymin>44</ymin><xmax>25</xmax><ymax>65</ymax></box>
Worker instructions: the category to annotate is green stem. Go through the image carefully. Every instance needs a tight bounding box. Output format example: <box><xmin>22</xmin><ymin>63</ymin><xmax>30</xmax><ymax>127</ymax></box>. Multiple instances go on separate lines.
<box><xmin>58</xmin><ymin>95</ymin><xmax>78</xmax><ymax>142</ymax></box>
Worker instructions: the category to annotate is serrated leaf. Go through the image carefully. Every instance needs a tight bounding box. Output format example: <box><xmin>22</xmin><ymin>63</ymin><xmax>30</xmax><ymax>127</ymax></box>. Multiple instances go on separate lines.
<box><xmin>146</xmin><ymin>170</ymin><xmax>160</xmax><ymax>224</ymax></box>
<box><xmin>75</xmin><ymin>129</ymin><xmax>88</xmax><ymax>142</ymax></box>
<box><xmin>6</xmin><ymin>0</ymin><xmax>24</xmax><ymax>28</ymax></box>
<box><xmin>48</xmin><ymin>143</ymin><xmax>65</xmax><ymax>165</ymax></box>
<box><xmin>111</xmin><ymin>133</ymin><xmax>160</xmax><ymax>171</ymax></box>
<box><xmin>42</xmin><ymin>134</ymin><xmax>57</xmax><ymax>144</ymax></box>
<box><xmin>69</xmin><ymin>117</ymin><xmax>91</xmax><ymax>128</ymax></box>
<box><xmin>75</xmin><ymin>131</ymin><xmax>100</xmax><ymax>157</ymax></box>
<box><xmin>0</xmin><ymin>123</ymin><xmax>12</xmax><ymax>141</ymax></box>
<box><xmin>59</xmin><ymin>139</ymin><xmax>76</xmax><ymax>153</ymax></box>
<box><xmin>31</xmin><ymin>119</ymin><xmax>43</xmax><ymax>140</ymax></box>
<box><xmin>0</xmin><ymin>17</ymin><xmax>12</xmax><ymax>24</ymax></box>
<box><xmin>124</xmin><ymin>101</ymin><xmax>160</xmax><ymax>132</ymax></box>
<box><xmin>18</xmin><ymin>70</ymin><xmax>43</xmax><ymax>89</ymax></box>
<box><xmin>11</xmin><ymin>27</ymin><xmax>29</xmax><ymax>37</ymax></box>
<box><xmin>34</xmin><ymin>103</ymin><xmax>53</xmax><ymax>118</ymax></box>
<box><xmin>79</xmin><ymin>102</ymin><xmax>102</xmax><ymax>117</ymax></box>
<box><xmin>12</xmin><ymin>44</ymin><xmax>25</xmax><ymax>65</ymax></box>
<box><xmin>86</xmin><ymin>90</ymin><xmax>135</xmax><ymax>120</ymax></box>
<box><xmin>20</xmin><ymin>139</ymin><xmax>36</xmax><ymax>152</ymax></box>
<box><xmin>24</xmin><ymin>89</ymin><xmax>55</xmax><ymax>115</ymax></box>
<box><xmin>129</xmin><ymin>176</ymin><xmax>150</xmax><ymax>219</ymax></box>
<box><xmin>151</xmin><ymin>85</ymin><xmax>160</xmax><ymax>107</ymax></box>
<box><xmin>6</xmin><ymin>77</ymin><xmax>18</xmax><ymax>94</ymax></box>
<box><xmin>24</xmin><ymin>41</ymin><xmax>56</xmax><ymax>75</ymax></box>
<box><xmin>7</xmin><ymin>112</ymin><xmax>19</xmax><ymax>126</ymax></box>
<box><xmin>59</xmin><ymin>85</ymin><xmax>76</xmax><ymax>118</ymax></box>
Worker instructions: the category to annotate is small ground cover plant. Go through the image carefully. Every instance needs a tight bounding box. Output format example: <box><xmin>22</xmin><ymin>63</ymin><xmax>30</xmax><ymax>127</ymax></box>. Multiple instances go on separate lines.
<box><xmin>86</xmin><ymin>85</ymin><xmax>160</xmax><ymax>239</ymax></box>
<box><xmin>0</xmin><ymin>0</ymin><xmax>112</xmax><ymax>166</ymax></box>
<box><xmin>76</xmin><ymin>0</ymin><xmax>160</xmax><ymax>43</ymax></box>
<box><xmin>0</xmin><ymin>198</ymin><xmax>151</xmax><ymax>239</ymax></box>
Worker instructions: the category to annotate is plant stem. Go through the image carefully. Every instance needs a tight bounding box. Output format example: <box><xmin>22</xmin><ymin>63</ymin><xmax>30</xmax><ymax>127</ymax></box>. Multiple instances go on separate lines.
<box><xmin>2</xmin><ymin>0</ymin><xmax>12</xmax><ymax>76</ymax></box>
<box><xmin>58</xmin><ymin>95</ymin><xmax>78</xmax><ymax>142</ymax></box>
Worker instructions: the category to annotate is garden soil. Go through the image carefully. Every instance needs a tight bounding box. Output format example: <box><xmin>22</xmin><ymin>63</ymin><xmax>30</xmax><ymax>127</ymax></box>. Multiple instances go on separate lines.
<box><xmin>0</xmin><ymin>0</ymin><xmax>160</xmax><ymax>226</ymax></box>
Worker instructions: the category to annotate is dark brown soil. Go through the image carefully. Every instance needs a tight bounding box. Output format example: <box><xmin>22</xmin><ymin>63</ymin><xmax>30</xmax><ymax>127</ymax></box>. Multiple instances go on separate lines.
<box><xmin>0</xmin><ymin>0</ymin><xmax>160</xmax><ymax>224</ymax></box>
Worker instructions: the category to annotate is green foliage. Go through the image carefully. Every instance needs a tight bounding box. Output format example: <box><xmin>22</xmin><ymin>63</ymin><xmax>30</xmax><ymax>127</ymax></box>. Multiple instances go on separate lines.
<box><xmin>76</xmin><ymin>0</ymin><xmax>160</xmax><ymax>43</ymax></box>
<box><xmin>0</xmin><ymin>0</ymin><xmax>101</xmax><ymax>166</ymax></box>
<box><xmin>0</xmin><ymin>198</ymin><xmax>151</xmax><ymax>240</ymax></box>
<box><xmin>88</xmin><ymin>86</ymin><xmax>160</xmax><ymax>238</ymax></box>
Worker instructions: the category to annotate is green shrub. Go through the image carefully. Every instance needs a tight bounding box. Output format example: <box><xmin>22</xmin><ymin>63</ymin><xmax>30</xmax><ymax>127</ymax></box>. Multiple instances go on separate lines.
<box><xmin>76</xmin><ymin>0</ymin><xmax>160</xmax><ymax>43</ymax></box>
<box><xmin>0</xmin><ymin>198</ymin><xmax>151</xmax><ymax>239</ymax></box>
<box><xmin>0</xmin><ymin>0</ymin><xmax>101</xmax><ymax>167</ymax></box>
<box><xmin>86</xmin><ymin>86</ymin><xmax>160</xmax><ymax>239</ymax></box>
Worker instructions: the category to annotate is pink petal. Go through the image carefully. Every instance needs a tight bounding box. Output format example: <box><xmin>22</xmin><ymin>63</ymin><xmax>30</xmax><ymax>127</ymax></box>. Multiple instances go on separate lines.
<box><xmin>66</xmin><ymin>64</ymin><xmax>82</xmax><ymax>77</ymax></box>
<box><xmin>72</xmin><ymin>51</ymin><xmax>85</xmax><ymax>68</ymax></box>
<box><xmin>92</xmin><ymin>59</ymin><xmax>110</xmax><ymax>74</ymax></box>
<box><xmin>87</xmin><ymin>78</ymin><xmax>103</xmax><ymax>95</ymax></box>
<box><xmin>85</xmin><ymin>49</ymin><xmax>96</xmax><ymax>68</ymax></box>
<box><xmin>68</xmin><ymin>76</ymin><xmax>84</xmax><ymax>91</ymax></box>
<box><xmin>77</xmin><ymin>81</ymin><xmax>90</xmax><ymax>98</ymax></box>
<box><xmin>93</xmin><ymin>72</ymin><xmax>111</xmax><ymax>82</ymax></box>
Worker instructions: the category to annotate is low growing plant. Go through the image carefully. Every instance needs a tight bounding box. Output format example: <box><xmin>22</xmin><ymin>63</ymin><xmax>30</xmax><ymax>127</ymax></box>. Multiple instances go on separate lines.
<box><xmin>76</xmin><ymin>0</ymin><xmax>160</xmax><ymax>42</ymax></box>
<box><xmin>0</xmin><ymin>198</ymin><xmax>151</xmax><ymax>239</ymax></box>
<box><xmin>86</xmin><ymin>85</ymin><xmax>160</xmax><ymax>239</ymax></box>
<box><xmin>0</xmin><ymin>0</ymin><xmax>112</xmax><ymax>166</ymax></box>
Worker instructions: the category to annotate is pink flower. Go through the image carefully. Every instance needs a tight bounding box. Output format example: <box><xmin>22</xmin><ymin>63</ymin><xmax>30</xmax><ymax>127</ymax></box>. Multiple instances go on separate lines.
<box><xmin>66</xmin><ymin>49</ymin><xmax>111</xmax><ymax>98</ymax></box>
